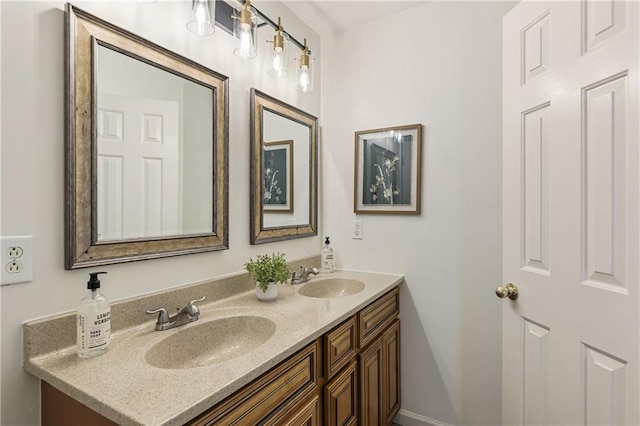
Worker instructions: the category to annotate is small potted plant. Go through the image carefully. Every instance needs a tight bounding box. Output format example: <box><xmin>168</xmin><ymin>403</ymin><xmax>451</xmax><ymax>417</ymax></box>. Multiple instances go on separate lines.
<box><xmin>244</xmin><ymin>252</ymin><xmax>290</xmax><ymax>301</ymax></box>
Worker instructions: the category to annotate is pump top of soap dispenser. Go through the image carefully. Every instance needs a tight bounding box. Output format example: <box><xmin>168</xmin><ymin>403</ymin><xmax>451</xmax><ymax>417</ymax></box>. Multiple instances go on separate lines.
<box><xmin>325</xmin><ymin>237</ymin><xmax>330</xmax><ymax>245</ymax></box>
<box><xmin>87</xmin><ymin>271</ymin><xmax>107</xmax><ymax>290</ymax></box>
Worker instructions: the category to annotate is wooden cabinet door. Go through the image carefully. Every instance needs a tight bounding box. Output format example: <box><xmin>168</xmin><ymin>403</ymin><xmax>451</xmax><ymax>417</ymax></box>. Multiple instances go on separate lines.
<box><xmin>383</xmin><ymin>320</ymin><xmax>400</xmax><ymax>424</ymax></box>
<box><xmin>359</xmin><ymin>336</ymin><xmax>383</xmax><ymax>425</ymax></box>
<box><xmin>325</xmin><ymin>361</ymin><xmax>358</xmax><ymax>426</ymax></box>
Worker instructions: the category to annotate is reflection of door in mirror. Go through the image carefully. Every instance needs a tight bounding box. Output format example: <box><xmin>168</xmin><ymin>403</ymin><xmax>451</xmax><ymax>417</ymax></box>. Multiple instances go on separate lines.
<box><xmin>262</xmin><ymin>110</ymin><xmax>310</xmax><ymax>228</ymax></box>
<box><xmin>97</xmin><ymin>95</ymin><xmax>179</xmax><ymax>240</ymax></box>
<box><xmin>96</xmin><ymin>45</ymin><xmax>214</xmax><ymax>241</ymax></box>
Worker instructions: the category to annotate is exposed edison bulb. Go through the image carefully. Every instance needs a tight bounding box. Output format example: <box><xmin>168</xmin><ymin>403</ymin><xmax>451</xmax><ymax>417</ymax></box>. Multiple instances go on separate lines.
<box><xmin>295</xmin><ymin>40</ymin><xmax>313</xmax><ymax>93</ymax></box>
<box><xmin>238</xmin><ymin>26</ymin><xmax>253</xmax><ymax>58</ymax></box>
<box><xmin>268</xmin><ymin>18</ymin><xmax>289</xmax><ymax>78</ymax></box>
<box><xmin>272</xmin><ymin>55</ymin><xmax>283</xmax><ymax>75</ymax></box>
<box><xmin>270</xmin><ymin>48</ymin><xmax>288</xmax><ymax>77</ymax></box>
<box><xmin>299</xmin><ymin>66</ymin><xmax>310</xmax><ymax>91</ymax></box>
<box><xmin>233</xmin><ymin>2</ymin><xmax>257</xmax><ymax>59</ymax></box>
<box><xmin>187</xmin><ymin>0</ymin><xmax>215</xmax><ymax>36</ymax></box>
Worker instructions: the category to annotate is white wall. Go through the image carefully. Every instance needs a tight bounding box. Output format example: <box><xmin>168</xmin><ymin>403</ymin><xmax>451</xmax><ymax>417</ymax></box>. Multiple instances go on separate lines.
<box><xmin>320</xmin><ymin>2</ymin><xmax>513</xmax><ymax>424</ymax></box>
<box><xmin>0</xmin><ymin>1</ymin><xmax>3</xmax><ymax>421</ymax></box>
<box><xmin>0</xmin><ymin>1</ymin><xmax>320</xmax><ymax>424</ymax></box>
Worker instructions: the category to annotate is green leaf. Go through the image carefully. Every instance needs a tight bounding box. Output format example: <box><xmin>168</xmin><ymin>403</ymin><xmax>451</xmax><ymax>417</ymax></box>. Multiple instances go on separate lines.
<box><xmin>244</xmin><ymin>252</ymin><xmax>290</xmax><ymax>290</ymax></box>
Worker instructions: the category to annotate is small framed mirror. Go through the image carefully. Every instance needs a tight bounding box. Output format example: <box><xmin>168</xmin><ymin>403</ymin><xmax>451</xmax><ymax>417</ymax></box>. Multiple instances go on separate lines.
<box><xmin>65</xmin><ymin>4</ymin><xmax>229</xmax><ymax>269</ymax></box>
<box><xmin>250</xmin><ymin>89</ymin><xmax>318</xmax><ymax>244</ymax></box>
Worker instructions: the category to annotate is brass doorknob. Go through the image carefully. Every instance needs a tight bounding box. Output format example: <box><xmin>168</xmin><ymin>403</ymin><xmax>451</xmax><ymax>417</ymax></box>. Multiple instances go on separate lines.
<box><xmin>495</xmin><ymin>283</ymin><xmax>519</xmax><ymax>300</ymax></box>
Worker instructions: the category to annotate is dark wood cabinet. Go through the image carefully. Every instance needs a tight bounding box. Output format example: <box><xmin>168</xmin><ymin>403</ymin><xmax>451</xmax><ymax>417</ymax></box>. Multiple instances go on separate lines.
<box><xmin>356</xmin><ymin>319</ymin><xmax>401</xmax><ymax>426</ymax></box>
<box><xmin>383</xmin><ymin>319</ymin><xmax>401</xmax><ymax>423</ymax></box>
<box><xmin>264</xmin><ymin>394</ymin><xmax>321</xmax><ymax>426</ymax></box>
<box><xmin>41</xmin><ymin>287</ymin><xmax>400</xmax><ymax>426</ymax></box>
<box><xmin>324</xmin><ymin>361</ymin><xmax>358</xmax><ymax>426</ymax></box>
<box><xmin>359</xmin><ymin>335</ymin><xmax>384</xmax><ymax>425</ymax></box>
<box><xmin>187</xmin><ymin>341</ymin><xmax>319</xmax><ymax>426</ymax></box>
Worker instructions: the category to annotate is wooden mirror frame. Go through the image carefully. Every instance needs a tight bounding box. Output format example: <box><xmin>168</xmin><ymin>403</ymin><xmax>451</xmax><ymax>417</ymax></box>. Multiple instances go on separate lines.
<box><xmin>65</xmin><ymin>4</ymin><xmax>229</xmax><ymax>269</ymax></box>
<box><xmin>249</xmin><ymin>89</ymin><xmax>318</xmax><ymax>244</ymax></box>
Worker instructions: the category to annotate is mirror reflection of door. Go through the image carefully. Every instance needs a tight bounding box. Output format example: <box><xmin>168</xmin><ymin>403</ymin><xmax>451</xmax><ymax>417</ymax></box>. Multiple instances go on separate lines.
<box><xmin>96</xmin><ymin>44</ymin><xmax>214</xmax><ymax>242</ymax></box>
<box><xmin>97</xmin><ymin>95</ymin><xmax>179</xmax><ymax>240</ymax></box>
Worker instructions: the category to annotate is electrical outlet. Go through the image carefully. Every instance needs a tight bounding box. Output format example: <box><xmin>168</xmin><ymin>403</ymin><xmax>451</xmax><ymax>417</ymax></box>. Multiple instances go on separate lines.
<box><xmin>352</xmin><ymin>220</ymin><xmax>363</xmax><ymax>240</ymax></box>
<box><xmin>7</xmin><ymin>246</ymin><xmax>23</xmax><ymax>258</ymax></box>
<box><xmin>6</xmin><ymin>261</ymin><xmax>23</xmax><ymax>274</ymax></box>
<box><xmin>1</xmin><ymin>236</ymin><xmax>33</xmax><ymax>285</ymax></box>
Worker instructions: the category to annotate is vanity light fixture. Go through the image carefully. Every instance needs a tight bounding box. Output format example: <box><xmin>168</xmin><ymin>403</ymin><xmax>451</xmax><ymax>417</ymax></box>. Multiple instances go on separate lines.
<box><xmin>233</xmin><ymin>0</ymin><xmax>258</xmax><ymax>59</ymax></box>
<box><xmin>267</xmin><ymin>17</ymin><xmax>289</xmax><ymax>78</ymax></box>
<box><xmin>187</xmin><ymin>0</ymin><xmax>216</xmax><ymax>36</ymax></box>
<box><xmin>295</xmin><ymin>38</ymin><xmax>314</xmax><ymax>93</ymax></box>
<box><xmin>197</xmin><ymin>0</ymin><xmax>314</xmax><ymax>92</ymax></box>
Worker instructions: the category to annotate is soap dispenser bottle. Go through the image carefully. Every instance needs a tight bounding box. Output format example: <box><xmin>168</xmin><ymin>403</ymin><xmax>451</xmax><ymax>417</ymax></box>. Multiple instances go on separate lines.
<box><xmin>77</xmin><ymin>271</ymin><xmax>111</xmax><ymax>358</ymax></box>
<box><xmin>321</xmin><ymin>237</ymin><xmax>334</xmax><ymax>273</ymax></box>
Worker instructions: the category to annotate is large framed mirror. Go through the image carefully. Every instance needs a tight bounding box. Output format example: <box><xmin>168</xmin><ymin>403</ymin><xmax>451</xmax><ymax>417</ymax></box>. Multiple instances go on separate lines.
<box><xmin>65</xmin><ymin>4</ymin><xmax>229</xmax><ymax>269</ymax></box>
<box><xmin>250</xmin><ymin>89</ymin><xmax>318</xmax><ymax>244</ymax></box>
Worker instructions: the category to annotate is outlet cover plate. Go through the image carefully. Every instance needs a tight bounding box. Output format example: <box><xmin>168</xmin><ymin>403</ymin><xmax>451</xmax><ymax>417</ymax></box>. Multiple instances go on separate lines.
<box><xmin>1</xmin><ymin>236</ymin><xmax>33</xmax><ymax>285</ymax></box>
<box><xmin>352</xmin><ymin>220</ymin><xmax>363</xmax><ymax>240</ymax></box>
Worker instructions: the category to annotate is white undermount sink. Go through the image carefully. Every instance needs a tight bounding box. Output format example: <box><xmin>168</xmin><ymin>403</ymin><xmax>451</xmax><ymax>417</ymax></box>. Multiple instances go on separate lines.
<box><xmin>145</xmin><ymin>315</ymin><xmax>276</xmax><ymax>369</ymax></box>
<box><xmin>297</xmin><ymin>278</ymin><xmax>365</xmax><ymax>299</ymax></box>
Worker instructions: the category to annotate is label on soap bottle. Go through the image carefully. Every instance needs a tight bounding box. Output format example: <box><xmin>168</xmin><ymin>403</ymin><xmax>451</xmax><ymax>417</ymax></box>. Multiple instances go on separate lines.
<box><xmin>77</xmin><ymin>309</ymin><xmax>111</xmax><ymax>351</ymax></box>
<box><xmin>322</xmin><ymin>252</ymin><xmax>334</xmax><ymax>273</ymax></box>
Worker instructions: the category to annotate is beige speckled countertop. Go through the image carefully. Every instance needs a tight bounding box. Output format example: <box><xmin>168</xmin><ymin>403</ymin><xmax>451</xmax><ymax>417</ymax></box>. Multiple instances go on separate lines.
<box><xmin>24</xmin><ymin>267</ymin><xmax>402</xmax><ymax>426</ymax></box>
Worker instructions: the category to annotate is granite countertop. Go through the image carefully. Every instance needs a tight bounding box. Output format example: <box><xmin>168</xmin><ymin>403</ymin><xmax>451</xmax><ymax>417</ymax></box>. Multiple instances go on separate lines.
<box><xmin>24</xmin><ymin>269</ymin><xmax>403</xmax><ymax>426</ymax></box>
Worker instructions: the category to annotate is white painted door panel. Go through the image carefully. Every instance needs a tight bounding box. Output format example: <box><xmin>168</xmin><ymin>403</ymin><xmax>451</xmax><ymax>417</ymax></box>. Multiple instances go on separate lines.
<box><xmin>503</xmin><ymin>1</ymin><xmax>639</xmax><ymax>425</ymax></box>
<box><xmin>97</xmin><ymin>95</ymin><xmax>179</xmax><ymax>240</ymax></box>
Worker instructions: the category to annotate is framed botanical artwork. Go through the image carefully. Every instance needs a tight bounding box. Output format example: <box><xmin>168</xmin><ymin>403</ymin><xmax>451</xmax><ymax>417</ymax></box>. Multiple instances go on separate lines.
<box><xmin>263</xmin><ymin>139</ymin><xmax>293</xmax><ymax>213</ymax></box>
<box><xmin>354</xmin><ymin>124</ymin><xmax>422</xmax><ymax>214</ymax></box>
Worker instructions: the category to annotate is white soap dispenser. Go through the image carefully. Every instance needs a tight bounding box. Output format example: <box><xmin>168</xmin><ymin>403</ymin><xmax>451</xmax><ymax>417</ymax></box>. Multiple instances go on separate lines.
<box><xmin>321</xmin><ymin>237</ymin><xmax>334</xmax><ymax>273</ymax></box>
<box><xmin>77</xmin><ymin>271</ymin><xmax>111</xmax><ymax>358</ymax></box>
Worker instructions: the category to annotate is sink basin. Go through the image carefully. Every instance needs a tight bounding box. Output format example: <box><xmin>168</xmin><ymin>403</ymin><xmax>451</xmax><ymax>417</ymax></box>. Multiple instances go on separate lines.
<box><xmin>145</xmin><ymin>316</ymin><xmax>276</xmax><ymax>369</ymax></box>
<box><xmin>298</xmin><ymin>278</ymin><xmax>365</xmax><ymax>299</ymax></box>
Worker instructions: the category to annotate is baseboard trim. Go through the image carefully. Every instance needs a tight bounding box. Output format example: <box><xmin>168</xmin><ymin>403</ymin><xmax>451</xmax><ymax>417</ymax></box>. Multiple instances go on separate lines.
<box><xmin>395</xmin><ymin>409</ymin><xmax>455</xmax><ymax>426</ymax></box>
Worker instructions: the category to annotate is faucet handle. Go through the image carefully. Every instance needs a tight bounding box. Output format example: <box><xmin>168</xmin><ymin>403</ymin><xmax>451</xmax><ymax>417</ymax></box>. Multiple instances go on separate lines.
<box><xmin>186</xmin><ymin>296</ymin><xmax>206</xmax><ymax>316</ymax></box>
<box><xmin>146</xmin><ymin>308</ymin><xmax>170</xmax><ymax>324</ymax></box>
<box><xmin>291</xmin><ymin>267</ymin><xmax>303</xmax><ymax>284</ymax></box>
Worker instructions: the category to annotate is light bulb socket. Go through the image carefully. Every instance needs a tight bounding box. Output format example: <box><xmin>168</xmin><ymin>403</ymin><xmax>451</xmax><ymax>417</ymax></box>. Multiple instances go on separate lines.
<box><xmin>299</xmin><ymin>52</ymin><xmax>309</xmax><ymax>68</ymax></box>
<box><xmin>274</xmin><ymin>32</ymin><xmax>284</xmax><ymax>51</ymax></box>
<box><xmin>240</xmin><ymin>3</ymin><xmax>252</xmax><ymax>25</ymax></box>
<box><xmin>299</xmin><ymin>38</ymin><xmax>310</xmax><ymax>67</ymax></box>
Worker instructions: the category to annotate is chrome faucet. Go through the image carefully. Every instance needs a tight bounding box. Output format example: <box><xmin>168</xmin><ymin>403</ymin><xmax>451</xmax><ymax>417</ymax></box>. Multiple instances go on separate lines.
<box><xmin>291</xmin><ymin>266</ymin><xmax>319</xmax><ymax>285</ymax></box>
<box><xmin>146</xmin><ymin>296</ymin><xmax>205</xmax><ymax>331</ymax></box>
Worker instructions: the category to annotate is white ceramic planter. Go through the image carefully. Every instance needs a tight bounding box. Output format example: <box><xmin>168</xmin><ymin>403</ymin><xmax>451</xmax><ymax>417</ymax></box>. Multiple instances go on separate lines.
<box><xmin>256</xmin><ymin>282</ymin><xmax>278</xmax><ymax>301</ymax></box>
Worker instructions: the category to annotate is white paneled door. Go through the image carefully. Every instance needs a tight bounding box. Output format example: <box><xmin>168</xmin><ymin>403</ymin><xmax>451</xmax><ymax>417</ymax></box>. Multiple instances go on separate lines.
<box><xmin>503</xmin><ymin>1</ymin><xmax>639</xmax><ymax>424</ymax></box>
<box><xmin>97</xmin><ymin>94</ymin><xmax>180</xmax><ymax>241</ymax></box>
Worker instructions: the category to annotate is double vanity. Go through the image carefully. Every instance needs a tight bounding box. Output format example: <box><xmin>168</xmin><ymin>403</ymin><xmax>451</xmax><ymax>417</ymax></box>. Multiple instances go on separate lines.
<box><xmin>24</xmin><ymin>260</ymin><xmax>402</xmax><ymax>425</ymax></box>
<box><xmin>40</xmin><ymin>7</ymin><xmax>400</xmax><ymax>424</ymax></box>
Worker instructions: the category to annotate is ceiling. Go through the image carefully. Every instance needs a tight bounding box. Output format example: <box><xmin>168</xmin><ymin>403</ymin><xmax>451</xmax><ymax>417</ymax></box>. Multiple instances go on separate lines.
<box><xmin>283</xmin><ymin>1</ymin><xmax>426</xmax><ymax>35</ymax></box>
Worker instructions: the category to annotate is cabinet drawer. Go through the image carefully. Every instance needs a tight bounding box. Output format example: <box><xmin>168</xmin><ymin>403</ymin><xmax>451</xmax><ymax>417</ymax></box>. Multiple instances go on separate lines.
<box><xmin>264</xmin><ymin>394</ymin><xmax>320</xmax><ymax>426</ymax></box>
<box><xmin>358</xmin><ymin>287</ymin><xmax>399</xmax><ymax>348</ymax></box>
<box><xmin>324</xmin><ymin>316</ymin><xmax>357</xmax><ymax>380</ymax></box>
<box><xmin>188</xmin><ymin>341</ymin><xmax>319</xmax><ymax>426</ymax></box>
